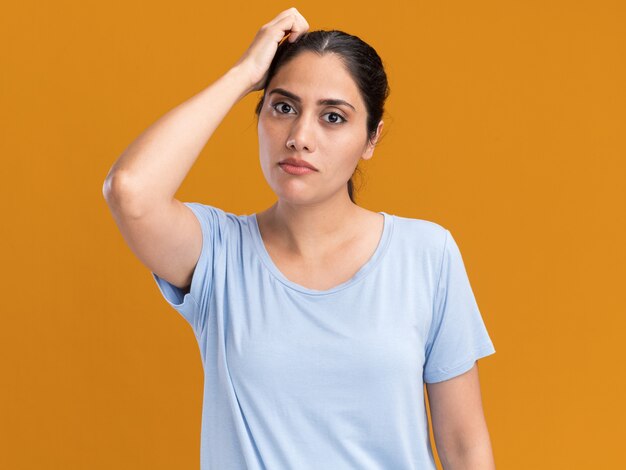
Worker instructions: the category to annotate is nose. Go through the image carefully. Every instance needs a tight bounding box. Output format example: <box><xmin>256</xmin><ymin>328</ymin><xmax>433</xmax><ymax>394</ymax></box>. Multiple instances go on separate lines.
<box><xmin>285</xmin><ymin>115</ymin><xmax>316</xmax><ymax>153</ymax></box>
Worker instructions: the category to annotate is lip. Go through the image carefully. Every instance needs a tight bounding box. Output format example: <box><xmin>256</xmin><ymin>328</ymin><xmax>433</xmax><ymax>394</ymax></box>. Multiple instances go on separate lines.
<box><xmin>278</xmin><ymin>157</ymin><xmax>318</xmax><ymax>171</ymax></box>
<box><xmin>279</xmin><ymin>163</ymin><xmax>316</xmax><ymax>175</ymax></box>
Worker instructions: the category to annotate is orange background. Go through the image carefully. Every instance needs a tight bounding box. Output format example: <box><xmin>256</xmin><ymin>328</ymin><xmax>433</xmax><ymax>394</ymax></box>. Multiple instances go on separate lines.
<box><xmin>2</xmin><ymin>0</ymin><xmax>625</xmax><ymax>468</ymax></box>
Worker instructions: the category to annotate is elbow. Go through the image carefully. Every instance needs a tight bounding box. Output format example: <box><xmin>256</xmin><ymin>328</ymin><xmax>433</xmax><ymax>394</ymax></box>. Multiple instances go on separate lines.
<box><xmin>103</xmin><ymin>170</ymin><xmax>131</xmax><ymax>203</ymax></box>
<box><xmin>102</xmin><ymin>171</ymin><xmax>145</xmax><ymax>218</ymax></box>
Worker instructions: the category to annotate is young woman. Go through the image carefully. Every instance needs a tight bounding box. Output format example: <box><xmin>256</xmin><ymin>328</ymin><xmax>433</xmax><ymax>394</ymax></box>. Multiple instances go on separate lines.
<box><xmin>103</xmin><ymin>7</ymin><xmax>497</xmax><ymax>469</ymax></box>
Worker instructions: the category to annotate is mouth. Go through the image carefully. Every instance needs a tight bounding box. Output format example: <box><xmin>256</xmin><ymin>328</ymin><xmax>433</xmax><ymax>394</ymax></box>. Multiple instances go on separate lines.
<box><xmin>278</xmin><ymin>158</ymin><xmax>318</xmax><ymax>171</ymax></box>
<box><xmin>278</xmin><ymin>162</ymin><xmax>318</xmax><ymax>175</ymax></box>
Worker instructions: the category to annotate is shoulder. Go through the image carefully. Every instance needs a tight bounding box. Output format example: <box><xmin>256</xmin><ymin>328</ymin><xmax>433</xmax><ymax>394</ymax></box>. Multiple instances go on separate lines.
<box><xmin>183</xmin><ymin>202</ymin><xmax>249</xmax><ymax>230</ymax></box>
<box><xmin>181</xmin><ymin>202</ymin><xmax>252</xmax><ymax>253</ymax></box>
<box><xmin>390</xmin><ymin>213</ymin><xmax>448</xmax><ymax>251</ymax></box>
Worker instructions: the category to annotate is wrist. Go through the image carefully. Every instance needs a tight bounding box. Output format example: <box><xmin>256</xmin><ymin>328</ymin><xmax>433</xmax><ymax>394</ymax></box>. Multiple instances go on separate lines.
<box><xmin>226</xmin><ymin>63</ymin><xmax>257</xmax><ymax>101</ymax></box>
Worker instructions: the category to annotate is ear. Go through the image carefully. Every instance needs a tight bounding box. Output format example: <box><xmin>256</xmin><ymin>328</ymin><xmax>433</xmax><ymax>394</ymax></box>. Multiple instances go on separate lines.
<box><xmin>362</xmin><ymin>120</ymin><xmax>384</xmax><ymax>161</ymax></box>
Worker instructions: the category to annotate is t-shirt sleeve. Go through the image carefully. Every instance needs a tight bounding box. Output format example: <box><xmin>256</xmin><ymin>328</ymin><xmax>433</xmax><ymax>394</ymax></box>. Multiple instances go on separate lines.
<box><xmin>423</xmin><ymin>229</ymin><xmax>496</xmax><ymax>383</ymax></box>
<box><xmin>150</xmin><ymin>202</ymin><xmax>225</xmax><ymax>336</ymax></box>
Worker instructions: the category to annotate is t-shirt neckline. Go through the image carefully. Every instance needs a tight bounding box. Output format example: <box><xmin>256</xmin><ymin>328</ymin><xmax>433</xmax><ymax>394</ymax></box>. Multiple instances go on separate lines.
<box><xmin>248</xmin><ymin>211</ymin><xmax>394</xmax><ymax>296</ymax></box>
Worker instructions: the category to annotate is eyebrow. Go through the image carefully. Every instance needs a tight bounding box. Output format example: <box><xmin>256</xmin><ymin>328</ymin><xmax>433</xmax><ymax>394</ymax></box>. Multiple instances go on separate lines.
<box><xmin>268</xmin><ymin>87</ymin><xmax>356</xmax><ymax>111</ymax></box>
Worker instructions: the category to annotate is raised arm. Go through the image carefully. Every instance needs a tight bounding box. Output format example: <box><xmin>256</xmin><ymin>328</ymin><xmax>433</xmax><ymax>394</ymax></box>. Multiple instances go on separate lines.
<box><xmin>101</xmin><ymin>64</ymin><xmax>253</xmax><ymax>289</ymax></box>
<box><xmin>102</xmin><ymin>64</ymin><xmax>252</xmax><ymax>219</ymax></box>
<box><xmin>101</xmin><ymin>8</ymin><xmax>309</xmax><ymax>290</ymax></box>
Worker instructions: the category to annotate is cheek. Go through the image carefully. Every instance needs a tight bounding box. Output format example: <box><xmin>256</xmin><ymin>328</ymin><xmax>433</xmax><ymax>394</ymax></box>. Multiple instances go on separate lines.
<box><xmin>257</xmin><ymin>118</ymin><xmax>269</xmax><ymax>143</ymax></box>
<box><xmin>258</xmin><ymin>119</ymin><xmax>285</xmax><ymax>149</ymax></box>
<box><xmin>323</xmin><ymin>135</ymin><xmax>365</xmax><ymax>166</ymax></box>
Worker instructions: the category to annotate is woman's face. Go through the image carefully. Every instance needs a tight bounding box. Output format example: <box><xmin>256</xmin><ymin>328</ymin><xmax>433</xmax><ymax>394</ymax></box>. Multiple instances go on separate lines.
<box><xmin>257</xmin><ymin>51</ymin><xmax>382</xmax><ymax>205</ymax></box>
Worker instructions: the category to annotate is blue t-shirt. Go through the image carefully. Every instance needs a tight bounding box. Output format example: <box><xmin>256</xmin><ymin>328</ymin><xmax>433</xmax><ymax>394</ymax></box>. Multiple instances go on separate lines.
<box><xmin>152</xmin><ymin>202</ymin><xmax>496</xmax><ymax>470</ymax></box>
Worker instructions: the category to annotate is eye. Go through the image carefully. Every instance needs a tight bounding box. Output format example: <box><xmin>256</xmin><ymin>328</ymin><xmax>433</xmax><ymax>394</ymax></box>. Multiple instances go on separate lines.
<box><xmin>322</xmin><ymin>112</ymin><xmax>347</xmax><ymax>124</ymax></box>
<box><xmin>271</xmin><ymin>102</ymin><xmax>296</xmax><ymax>114</ymax></box>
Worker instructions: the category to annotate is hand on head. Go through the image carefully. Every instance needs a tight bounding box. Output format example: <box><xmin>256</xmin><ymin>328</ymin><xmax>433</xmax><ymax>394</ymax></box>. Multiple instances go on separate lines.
<box><xmin>233</xmin><ymin>7</ymin><xmax>310</xmax><ymax>94</ymax></box>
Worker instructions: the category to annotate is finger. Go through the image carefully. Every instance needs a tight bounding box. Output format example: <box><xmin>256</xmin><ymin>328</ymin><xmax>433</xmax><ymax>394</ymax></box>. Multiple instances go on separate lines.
<box><xmin>287</xmin><ymin>11</ymin><xmax>309</xmax><ymax>41</ymax></box>
<box><xmin>288</xmin><ymin>26</ymin><xmax>309</xmax><ymax>42</ymax></box>
<box><xmin>266</xmin><ymin>7</ymin><xmax>301</xmax><ymax>28</ymax></box>
<box><xmin>291</xmin><ymin>16</ymin><xmax>310</xmax><ymax>41</ymax></box>
<box><xmin>275</xmin><ymin>13</ymin><xmax>309</xmax><ymax>43</ymax></box>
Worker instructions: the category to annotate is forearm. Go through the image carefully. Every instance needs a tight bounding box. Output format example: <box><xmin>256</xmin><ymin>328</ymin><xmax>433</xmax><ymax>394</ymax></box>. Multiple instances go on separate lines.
<box><xmin>438</xmin><ymin>438</ymin><xmax>496</xmax><ymax>470</ymax></box>
<box><xmin>102</xmin><ymin>64</ymin><xmax>253</xmax><ymax>216</ymax></box>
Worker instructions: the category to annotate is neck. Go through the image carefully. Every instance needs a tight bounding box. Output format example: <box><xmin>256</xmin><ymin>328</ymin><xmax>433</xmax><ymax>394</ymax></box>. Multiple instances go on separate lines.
<box><xmin>260</xmin><ymin>192</ymin><xmax>363</xmax><ymax>260</ymax></box>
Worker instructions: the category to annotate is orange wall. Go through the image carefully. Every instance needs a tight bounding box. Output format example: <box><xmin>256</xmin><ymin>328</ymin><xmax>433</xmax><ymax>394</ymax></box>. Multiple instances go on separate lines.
<box><xmin>1</xmin><ymin>0</ymin><xmax>624</xmax><ymax>468</ymax></box>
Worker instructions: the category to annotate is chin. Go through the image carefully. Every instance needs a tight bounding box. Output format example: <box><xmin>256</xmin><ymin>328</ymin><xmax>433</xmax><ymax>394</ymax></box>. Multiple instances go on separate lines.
<box><xmin>271</xmin><ymin>185</ymin><xmax>321</xmax><ymax>205</ymax></box>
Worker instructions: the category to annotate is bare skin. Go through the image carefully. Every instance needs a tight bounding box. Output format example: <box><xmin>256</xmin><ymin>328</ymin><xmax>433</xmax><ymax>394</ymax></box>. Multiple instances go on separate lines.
<box><xmin>256</xmin><ymin>205</ymin><xmax>384</xmax><ymax>291</ymax></box>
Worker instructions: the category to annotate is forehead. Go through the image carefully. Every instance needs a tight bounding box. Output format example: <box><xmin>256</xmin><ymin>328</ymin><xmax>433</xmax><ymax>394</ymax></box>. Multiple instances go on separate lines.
<box><xmin>267</xmin><ymin>52</ymin><xmax>362</xmax><ymax>110</ymax></box>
